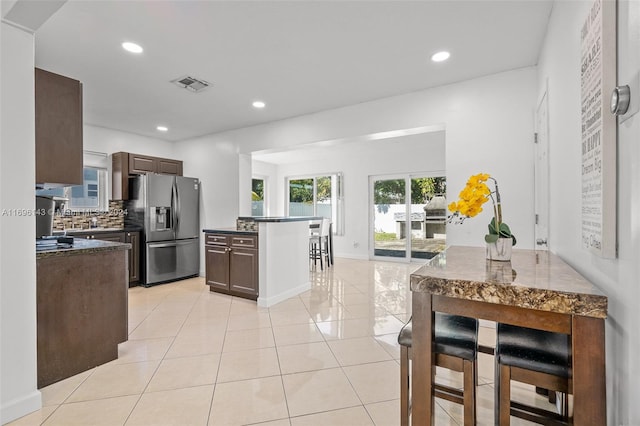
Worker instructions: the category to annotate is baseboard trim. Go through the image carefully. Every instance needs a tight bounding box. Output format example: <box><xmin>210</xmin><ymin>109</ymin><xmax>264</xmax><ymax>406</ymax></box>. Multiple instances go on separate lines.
<box><xmin>1</xmin><ymin>389</ymin><xmax>42</xmax><ymax>425</ymax></box>
<box><xmin>257</xmin><ymin>281</ymin><xmax>311</xmax><ymax>308</ymax></box>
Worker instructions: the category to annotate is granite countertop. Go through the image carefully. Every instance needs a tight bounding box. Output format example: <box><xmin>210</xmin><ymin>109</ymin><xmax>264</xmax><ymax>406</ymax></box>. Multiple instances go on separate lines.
<box><xmin>410</xmin><ymin>246</ymin><xmax>607</xmax><ymax>318</ymax></box>
<box><xmin>54</xmin><ymin>227</ymin><xmax>123</xmax><ymax>235</ymax></box>
<box><xmin>203</xmin><ymin>228</ymin><xmax>258</xmax><ymax>235</ymax></box>
<box><xmin>36</xmin><ymin>238</ymin><xmax>131</xmax><ymax>259</ymax></box>
<box><xmin>237</xmin><ymin>216</ymin><xmax>323</xmax><ymax>223</ymax></box>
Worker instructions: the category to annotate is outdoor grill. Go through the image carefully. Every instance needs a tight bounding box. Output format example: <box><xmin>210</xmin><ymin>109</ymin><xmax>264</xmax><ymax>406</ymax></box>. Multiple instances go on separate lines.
<box><xmin>424</xmin><ymin>195</ymin><xmax>447</xmax><ymax>238</ymax></box>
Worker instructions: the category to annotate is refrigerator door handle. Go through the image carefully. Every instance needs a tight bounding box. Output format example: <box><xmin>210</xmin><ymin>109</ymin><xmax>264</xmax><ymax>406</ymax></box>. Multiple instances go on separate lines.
<box><xmin>148</xmin><ymin>240</ymin><xmax>195</xmax><ymax>248</ymax></box>
<box><xmin>174</xmin><ymin>180</ymin><xmax>181</xmax><ymax>232</ymax></box>
<box><xmin>171</xmin><ymin>181</ymin><xmax>178</xmax><ymax>232</ymax></box>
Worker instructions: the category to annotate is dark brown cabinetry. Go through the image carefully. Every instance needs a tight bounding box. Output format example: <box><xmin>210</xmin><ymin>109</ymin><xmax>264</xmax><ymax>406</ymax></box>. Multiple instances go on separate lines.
<box><xmin>72</xmin><ymin>231</ymin><xmax>126</xmax><ymax>243</ymax></box>
<box><xmin>125</xmin><ymin>231</ymin><xmax>140</xmax><ymax>285</ymax></box>
<box><xmin>37</xmin><ymin>247</ymin><xmax>128</xmax><ymax>388</ymax></box>
<box><xmin>71</xmin><ymin>230</ymin><xmax>139</xmax><ymax>285</ymax></box>
<box><xmin>112</xmin><ymin>152</ymin><xmax>183</xmax><ymax>199</ymax></box>
<box><xmin>205</xmin><ymin>232</ymin><xmax>258</xmax><ymax>300</ymax></box>
<box><xmin>35</xmin><ymin>68</ymin><xmax>83</xmax><ymax>187</ymax></box>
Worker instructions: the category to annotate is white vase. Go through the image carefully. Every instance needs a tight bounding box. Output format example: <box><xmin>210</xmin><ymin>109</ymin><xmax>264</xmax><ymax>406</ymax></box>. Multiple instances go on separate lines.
<box><xmin>486</xmin><ymin>237</ymin><xmax>512</xmax><ymax>261</ymax></box>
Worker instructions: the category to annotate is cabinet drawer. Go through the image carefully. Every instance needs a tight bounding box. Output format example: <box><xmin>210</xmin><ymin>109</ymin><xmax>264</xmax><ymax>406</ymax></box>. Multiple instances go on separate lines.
<box><xmin>231</xmin><ymin>235</ymin><xmax>256</xmax><ymax>248</ymax></box>
<box><xmin>205</xmin><ymin>234</ymin><xmax>228</xmax><ymax>246</ymax></box>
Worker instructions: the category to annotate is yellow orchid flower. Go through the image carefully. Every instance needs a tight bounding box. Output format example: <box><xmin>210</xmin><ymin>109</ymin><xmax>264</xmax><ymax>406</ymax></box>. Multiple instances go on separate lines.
<box><xmin>447</xmin><ymin>173</ymin><xmax>517</xmax><ymax>246</ymax></box>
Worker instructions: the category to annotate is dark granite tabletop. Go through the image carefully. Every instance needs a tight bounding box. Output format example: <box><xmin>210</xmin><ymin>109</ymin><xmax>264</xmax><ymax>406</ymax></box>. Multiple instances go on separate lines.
<box><xmin>36</xmin><ymin>238</ymin><xmax>130</xmax><ymax>259</ymax></box>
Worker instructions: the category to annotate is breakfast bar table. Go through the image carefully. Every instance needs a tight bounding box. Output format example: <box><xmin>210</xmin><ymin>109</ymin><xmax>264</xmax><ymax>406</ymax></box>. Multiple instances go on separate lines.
<box><xmin>410</xmin><ymin>246</ymin><xmax>608</xmax><ymax>425</ymax></box>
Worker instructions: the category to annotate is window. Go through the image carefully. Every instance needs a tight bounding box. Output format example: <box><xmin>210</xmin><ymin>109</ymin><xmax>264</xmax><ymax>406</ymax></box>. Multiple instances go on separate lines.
<box><xmin>252</xmin><ymin>178</ymin><xmax>265</xmax><ymax>216</ymax></box>
<box><xmin>36</xmin><ymin>167</ymin><xmax>108</xmax><ymax>212</ymax></box>
<box><xmin>287</xmin><ymin>173</ymin><xmax>343</xmax><ymax>235</ymax></box>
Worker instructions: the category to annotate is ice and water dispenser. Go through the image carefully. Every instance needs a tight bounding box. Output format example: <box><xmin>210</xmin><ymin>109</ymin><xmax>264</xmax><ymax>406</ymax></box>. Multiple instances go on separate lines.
<box><xmin>151</xmin><ymin>206</ymin><xmax>172</xmax><ymax>231</ymax></box>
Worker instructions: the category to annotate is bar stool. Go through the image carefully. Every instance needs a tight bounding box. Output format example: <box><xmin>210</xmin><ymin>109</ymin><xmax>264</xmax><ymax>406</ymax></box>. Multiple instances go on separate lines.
<box><xmin>398</xmin><ymin>313</ymin><xmax>479</xmax><ymax>426</ymax></box>
<box><xmin>495</xmin><ymin>323</ymin><xmax>572</xmax><ymax>425</ymax></box>
<box><xmin>309</xmin><ymin>218</ymin><xmax>330</xmax><ymax>270</ymax></box>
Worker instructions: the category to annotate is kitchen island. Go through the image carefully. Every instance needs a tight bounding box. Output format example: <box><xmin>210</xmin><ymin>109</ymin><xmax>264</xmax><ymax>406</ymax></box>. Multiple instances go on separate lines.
<box><xmin>36</xmin><ymin>238</ymin><xmax>130</xmax><ymax>388</ymax></box>
<box><xmin>204</xmin><ymin>216</ymin><xmax>321</xmax><ymax>307</ymax></box>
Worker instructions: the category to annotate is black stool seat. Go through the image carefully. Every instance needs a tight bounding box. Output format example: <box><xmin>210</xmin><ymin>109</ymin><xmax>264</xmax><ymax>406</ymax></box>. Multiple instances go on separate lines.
<box><xmin>398</xmin><ymin>313</ymin><xmax>478</xmax><ymax>360</ymax></box>
<box><xmin>398</xmin><ymin>313</ymin><xmax>479</xmax><ymax>426</ymax></box>
<box><xmin>497</xmin><ymin>323</ymin><xmax>571</xmax><ymax>378</ymax></box>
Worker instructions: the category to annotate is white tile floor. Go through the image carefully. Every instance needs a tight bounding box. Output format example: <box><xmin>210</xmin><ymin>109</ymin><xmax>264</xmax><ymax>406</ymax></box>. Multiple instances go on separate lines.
<box><xmin>11</xmin><ymin>258</ymin><xmax>558</xmax><ymax>425</ymax></box>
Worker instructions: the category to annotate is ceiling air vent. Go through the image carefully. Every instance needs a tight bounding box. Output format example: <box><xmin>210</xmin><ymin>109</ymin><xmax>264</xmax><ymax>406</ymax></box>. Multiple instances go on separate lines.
<box><xmin>171</xmin><ymin>75</ymin><xmax>211</xmax><ymax>93</ymax></box>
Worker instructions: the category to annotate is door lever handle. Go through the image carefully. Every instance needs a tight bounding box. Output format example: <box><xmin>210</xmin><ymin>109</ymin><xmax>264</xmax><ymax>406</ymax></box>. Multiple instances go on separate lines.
<box><xmin>536</xmin><ymin>238</ymin><xmax>547</xmax><ymax>246</ymax></box>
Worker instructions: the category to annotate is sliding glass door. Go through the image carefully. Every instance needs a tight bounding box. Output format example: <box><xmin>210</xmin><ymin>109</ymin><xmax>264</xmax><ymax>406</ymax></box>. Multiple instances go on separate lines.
<box><xmin>370</xmin><ymin>174</ymin><xmax>446</xmax><ymax>261</ymax></box>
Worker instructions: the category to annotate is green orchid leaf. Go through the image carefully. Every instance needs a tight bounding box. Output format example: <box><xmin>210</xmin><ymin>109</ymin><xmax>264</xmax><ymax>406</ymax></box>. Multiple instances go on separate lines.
<box><xmin>498</xmin><ymin>222</ymin><xmax>512</xmax><ymax>238</ymax></box>
<box><xmin>487</xmin><ymin>217</ymin><xmax>516</xmax><ymax>245</ymax></box>
<box><xmin>485</xmin><ymin>233</ymin><xmax>499</xmax><ymax>243</ymax></box>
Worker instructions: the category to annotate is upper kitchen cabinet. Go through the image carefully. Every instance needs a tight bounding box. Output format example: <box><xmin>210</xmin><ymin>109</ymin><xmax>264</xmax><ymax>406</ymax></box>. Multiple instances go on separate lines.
<box><xmin>112</xmin><ymin>152</ymin><xmax>183</xmax><ymax>200</ymax></box>
<box><xmin>35</xmin><ymin>68</ymin><xmax>83</xmax><ymax>187</ymax></box>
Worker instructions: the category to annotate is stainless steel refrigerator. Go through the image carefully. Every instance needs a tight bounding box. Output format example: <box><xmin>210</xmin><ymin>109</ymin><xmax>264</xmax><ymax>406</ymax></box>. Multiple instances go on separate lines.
<box><xmin>126</xmin><ymin>174</ymin><xmax>200</xmax><ymax>286</ymax></box>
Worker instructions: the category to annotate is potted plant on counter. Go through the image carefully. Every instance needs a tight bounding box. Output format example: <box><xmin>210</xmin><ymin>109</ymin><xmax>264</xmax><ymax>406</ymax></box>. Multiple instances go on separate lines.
<box><xmin>447</xmin><ymin>173</ymin><xmax>516</xmax><ymax>261</ymax></box>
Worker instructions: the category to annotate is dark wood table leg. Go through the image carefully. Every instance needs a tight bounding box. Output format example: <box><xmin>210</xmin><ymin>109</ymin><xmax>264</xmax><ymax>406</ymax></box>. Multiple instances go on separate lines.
<box><xmin>572</xmin><ymin>315</ymin><xmax>606</xmax><ymax>425</ymax></box>
<box><xmin>411</xmin><ymin>292</ymin><xmax>435</xmax><ymax>425</ymax></box>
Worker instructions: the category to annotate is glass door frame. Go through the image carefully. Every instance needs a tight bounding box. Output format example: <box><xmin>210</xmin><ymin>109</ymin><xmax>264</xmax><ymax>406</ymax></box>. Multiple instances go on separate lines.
<box><xmin>369</xmin><ymin>171</ymin><xmax>446</xmax><ymax>262</ymax></box>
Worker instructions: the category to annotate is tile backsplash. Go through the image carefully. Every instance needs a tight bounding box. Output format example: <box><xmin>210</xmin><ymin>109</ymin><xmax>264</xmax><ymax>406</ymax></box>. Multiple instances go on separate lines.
<box><xmin>53</xmin><ymin>200</ymin><xmax>126</xmax><ymax>230</ymax></box>
<box><xmin>236</xmin><ymin>218</ymin><xmax>257</xmax><ymax>231</ymax></box>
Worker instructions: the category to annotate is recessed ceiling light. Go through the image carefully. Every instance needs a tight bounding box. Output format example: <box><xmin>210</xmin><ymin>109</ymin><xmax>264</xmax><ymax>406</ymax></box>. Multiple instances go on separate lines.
<box><xmin>431</xmin><ymin>51</ymin><xmax>450</xmax><ymax>62</ymax></box>
<box><xmin>252</xmin><ymin>101</ymin><xmax>266</xmax><ymax>109</ymax></box>
<box><xmin>122</xmin><ymin>42</ymin><xmax>143</xmax><ymax>54</ymax></box>
<box><xmin>156</xmin><ymin>126</ymin><xmax>168</xmax><ymax>132</ymax></box>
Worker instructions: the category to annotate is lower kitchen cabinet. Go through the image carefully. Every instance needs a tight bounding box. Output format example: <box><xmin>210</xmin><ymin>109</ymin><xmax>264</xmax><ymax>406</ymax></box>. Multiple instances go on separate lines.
<box><xmin>205</xmin><ymin>243</ymin><xmax>230</xmax><ymax>291</ymax></box>
<box><xmin>205</xmin><ymin>232</ymin><xmax>258</xmax><ymax>300</ymax></box>
<box><xmin>36</xmin><ymin>246</ymin><xmax>128</xmax><ymax>388</ymax></box>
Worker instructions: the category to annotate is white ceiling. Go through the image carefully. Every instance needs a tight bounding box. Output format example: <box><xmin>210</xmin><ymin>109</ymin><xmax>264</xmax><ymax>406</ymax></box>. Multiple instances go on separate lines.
<box><xmin>29</xmin><ymin>0</ymin><xmax>553</xmax><ymax>142</ymax></box>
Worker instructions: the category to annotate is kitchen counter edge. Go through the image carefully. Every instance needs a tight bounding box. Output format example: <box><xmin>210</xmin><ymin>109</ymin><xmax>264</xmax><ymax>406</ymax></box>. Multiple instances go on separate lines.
<box><xmin>37</xmin><ymin>239</ymin><xmax>131</xmax><ymax>259</ymax></box>
<box><xmin>203</xmin><ymin>228</ymin><xmax>258</xmax><ymax>236</ymax></box>
<box><xmin>237</xmin><ymin>216</ymin><xmax>323</xmax><ymax>223</ymax></box>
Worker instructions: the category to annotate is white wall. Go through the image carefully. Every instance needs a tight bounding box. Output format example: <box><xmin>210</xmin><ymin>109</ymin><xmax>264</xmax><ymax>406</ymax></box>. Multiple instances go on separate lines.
<box><xmin>225</xmin><ymin>67</ymin><xmax>537</xmax><ymax>250</ymax></box>
<box><xmin>0</xmin><ymin>22</ymin><xmax>41</xmax><ymax>424</ymax></box>
<box><xmin>238</xmin><ymin>153</ymin><xmax>252</xmax><ymax>217</ymax></box>
<box><xmin>538</xmin><ymin>1</ymin><xmax>640</xmax><ymax>423</ymax></box>
<box><xmin>258</xmin><ymin>131</ymin><xmax>446</xmax><ymax>259</ymax></box>
<box><xmin>173</xmin><ymin>134</ymin><xmax>240</xmax><ymax>276</ymax></box>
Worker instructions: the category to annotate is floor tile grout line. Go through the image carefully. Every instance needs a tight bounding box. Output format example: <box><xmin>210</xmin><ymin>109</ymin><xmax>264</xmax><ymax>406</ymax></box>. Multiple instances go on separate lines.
<box><xmin>202</xmin><ymin>290</ymin><xmax>235</xmax><ymax>426</ymax></box>
<box><xmin>268</xmin><ymin>305</ymin><xmax>294</xmax><ymax>424</ymax></box>
<box><xmin>122</xmin><ymin>284</ymin><xmax>206</xmax><ymax>426</ymax></box>
<box><xmin>314</xmin><ymin>274</ymin><xmax>391</xmax><ymax>424</ymax></box>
